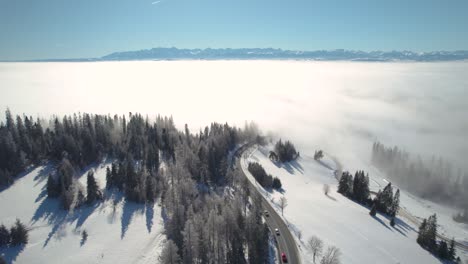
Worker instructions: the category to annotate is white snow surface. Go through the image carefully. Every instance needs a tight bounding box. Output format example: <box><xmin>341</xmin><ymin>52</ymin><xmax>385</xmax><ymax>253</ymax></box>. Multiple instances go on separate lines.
<box><xmin>0</xmin><ymin>163</ymin><xmax>165</xmax><ymax>264</ymax></box>
<box><xmin>246</xmin><ymin>145</ymin><xmax>454</xmax><ymax>264</ymax></box>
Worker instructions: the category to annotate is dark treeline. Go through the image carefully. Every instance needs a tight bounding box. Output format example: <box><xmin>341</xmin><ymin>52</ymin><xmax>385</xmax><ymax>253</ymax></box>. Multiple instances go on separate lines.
<box><xmin>0</xmin><ymin>109</ymin><xmax>273</xmax><ymax>263</ymax></box>
<box><xmin>247</xmin><ymin>162</ymin><xmax>282</xmax><ymax>190</ymax></box>
<box><xmin>371</xmin><ymin>141</ymin><xmax>468</xmax><ymax>219</ymax></box>
<box><xmin>338</xmin><ymin>171</ymin><xmax>400</xmax><ymax>225</ymax></box>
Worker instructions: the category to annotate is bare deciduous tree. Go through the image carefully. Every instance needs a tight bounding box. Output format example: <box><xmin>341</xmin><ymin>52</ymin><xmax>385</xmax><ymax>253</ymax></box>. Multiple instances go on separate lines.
<box><xmin>320</xmin><ymin>246</ymin><xmax>341</xmax><ymax>264</ymax></box>
<box><xmin>307</xmin><ymin>235</ymin><xmax>323</xmax><ymax>263</ymax></box>
<box><xmin>279</xmin><ymin>196</ymin><xmax>288</xmax><ymax>216</ymax></box>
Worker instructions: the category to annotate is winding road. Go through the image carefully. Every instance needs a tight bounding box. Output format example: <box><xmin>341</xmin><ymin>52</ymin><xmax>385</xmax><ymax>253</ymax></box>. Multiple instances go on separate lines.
<box><xmin>234</xmin><ymin>144</ymin><xmax>301</xmax><ymax>264</ymax></box>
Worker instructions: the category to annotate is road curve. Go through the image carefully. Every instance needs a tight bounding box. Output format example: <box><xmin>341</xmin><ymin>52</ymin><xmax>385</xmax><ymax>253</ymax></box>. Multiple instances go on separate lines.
<box><xmin>235</xmin><ymin>145</ymin><xmax>302</xmax><ymax>264</ymax></box>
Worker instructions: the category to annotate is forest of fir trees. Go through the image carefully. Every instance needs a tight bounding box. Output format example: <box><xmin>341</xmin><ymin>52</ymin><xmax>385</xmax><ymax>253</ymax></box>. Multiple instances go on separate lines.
<box><xmin>0</xmin><ymin>108</ymin><xmax>274</xmax><ymax>264</ymax></box>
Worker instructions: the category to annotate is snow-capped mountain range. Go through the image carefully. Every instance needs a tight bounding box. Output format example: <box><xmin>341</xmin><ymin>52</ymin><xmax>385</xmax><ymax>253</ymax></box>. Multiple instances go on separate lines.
<box><xmin>21</xmin><ymin>48</ymin><xmax>468</xmax><ymax>62</ymax></box>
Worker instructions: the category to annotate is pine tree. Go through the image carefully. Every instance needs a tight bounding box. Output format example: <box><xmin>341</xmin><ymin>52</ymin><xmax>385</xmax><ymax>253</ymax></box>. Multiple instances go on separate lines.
<box><xmin>77</xmin><ymin>189</ymin><xmax>85</xmax><ymax>206</ymax></box>
<box><xmin>10</xmin><ymin>219</ymin><xmax>28</xmax><ymax>246</ymax></box>
<box><xmin>0</xmin><ymin>224</ymin><xmax>10</xmax><ymax>246</ymax></box>
<box><xmin>379</xmin><ymin>182</ymin><xmax>394</xmax><ymax>214</ymax></box>
<box><xmin>0</xmin><ymin>256</ymin><xmax>6</xmax><ymax>264</ymax></box>
<box><xmin>86</xmin><ymin>171</ymin><xmax>102</xmax><ymax>204</ymax></box>
<box><xmin>159</xmin><ymin>239</ymin><xmax>181</xmax><ymax>264</ymax></box>
<box><xmin>81</xmin><ymin>230</ymin><xmax>88</xmax><ymax>246</ymax></box>
<box><xmin>448</xmin><ymin>238</ymin><xmax>456</xmax><ymax>261</ymax></box>
<box><xmin>426</xmin><ymin>214</ymin><xmax>438</xmax><ymax>251</ymax></box>
<box><xmin>46</xmin><ymin>174</ymin><xmax>60</xmax><ymax>198</ymax></box>
<box><xmin>338</xmin><ymin>172</ymin><xmax>352</xmax><ymax>196</ymax></box>
<box><xmin>417</xmin><ymin>219</ymin><xmax>427</xmax><ymax>246</ymax></box>
<box><xmin>369</xmin><ymin>202</ymin><xmax>377</xmax><ymax>216</ymax></box>
<box><xmin>389</xmin><ymin>189</ymin><xmax>400</xmax><ymax>217</ymax></box>
<box><xmin>438</xmin><ymin>241</ymin><xmax>449</xmax><ymax>259</ymax></box>
<box><xmin>105</xmin><ymin>166</ymin><xmax>113</xmax><ymax>189</ymax></box>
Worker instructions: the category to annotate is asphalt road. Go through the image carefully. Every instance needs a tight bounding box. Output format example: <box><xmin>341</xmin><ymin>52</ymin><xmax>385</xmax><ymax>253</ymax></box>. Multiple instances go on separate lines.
<box><xmin>235</xmin><ymin>145</ymin><xmax>301</xmax><ymax>264</ymax></box>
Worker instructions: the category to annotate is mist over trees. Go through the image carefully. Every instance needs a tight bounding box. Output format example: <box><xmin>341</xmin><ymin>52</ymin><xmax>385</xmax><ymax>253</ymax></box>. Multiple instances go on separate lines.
<box><xmin>0</xmin><ymin>109</ymin><xmax>275</xmax><ymax>263</ymax></box>
<box><xmin>371</xmin><ymin>141</ymin><xmax>468</xmax><ymax>219</ymax></box>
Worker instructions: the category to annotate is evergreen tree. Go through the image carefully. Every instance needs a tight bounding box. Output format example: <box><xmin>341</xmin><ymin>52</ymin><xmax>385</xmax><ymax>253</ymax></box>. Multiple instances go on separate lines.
<box><xmin>389</xmin><ymin>189</ymin><xmax>400</xmax><ymax>217</ymax></box>
<box><xmin>58</xmin><ymin>158</ymin><xmax>74</xmax><ymax>191</ymax></box>
<box><xmin>417</xmin><ymin>219</ymin><xmax>428</xmax><ymax>246</ymax></box>
<box><xmin>46</xmin><ymin>174</ymin><xmax>60</xmax><ymax>198</ymax></box>
<box><xmin>105</xmin><ymin>166</ymin><xmax>113</xmax><ymax>189</ymax></box>
<box><xmin>77</xmin><ymin>189</ymin><xmax>85</xmax><ymax>206</ymax></box>
<box><xmin>9</xmin><ymin>219</ymin><xmax>28</xmax><ymax>246</ymax></box>
<box><xmin>426</xmin><ymin>214</ymin><xmax>438</xmax><ymax>251</ymax></box>
<box><xmin>369</xmin><ymin>202</ymin><xmax>377</xmax><ymax>217</ymax></box>
<box><xmin>448</xmin><ymin>238</ymin><xmax>456</xmax><ymax>261</ymax></box>
<box><xmin>438</xmin><ymin>241</ymin><xmax>449</xmax><ymax>259</ymax></box>
<box><xmin>159</xmin><ymin>239</ymin><xmax>181</xmax><ymax>264</ymax></box>
<box><xmin>338</xmin><ymin>172</ymin><xmax>352</xmax><ymax>196</ymax></box>
<box><xmin>379</xmin><ymin>183</ymin><xmax>393</xmax><ymax>214</ymax></box>
<box><xmin>0</xmin><ymin>224</ymin><xmax>10</xmax><ymax>246</ymax></box>
<box><xmin>0</xmin><ymin>256</ymin><xmax>6</xmax><ymax>264</ymax></box>
<box><xmin>81</xmin><ymin>230</ymin><xmax>88</xmax><ymax>246</ymax></box>
<box><xmin>86</xmin><ymin>171</ymin><xmax>102</xmax><ymax>204</ymax></box>
<box><xmin>272</xmin><ymin>177</ymin><xmax>282</xmax><ymax>190</ymax></box>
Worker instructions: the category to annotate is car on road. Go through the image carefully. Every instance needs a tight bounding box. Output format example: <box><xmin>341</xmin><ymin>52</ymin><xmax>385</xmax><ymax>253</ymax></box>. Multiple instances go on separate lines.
<box><xmin>281</xmin><ymin>252</ymin><xmax>288</xmax><ymax>263</ymax></box>
<box><xmin>264</xmin><ymin>210</ymin><xmax>269</xmax><ymax>217</ymax></box>
<box><xmin>275</xmin><ymin>228</ymin><xmax>280</xmax><ymax>235</ymax></box>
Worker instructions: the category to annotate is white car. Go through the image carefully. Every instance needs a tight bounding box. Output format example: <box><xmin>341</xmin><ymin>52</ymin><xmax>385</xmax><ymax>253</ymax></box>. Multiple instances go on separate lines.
<box><xmin>275</xmin><ymin>228</ymin><xmax>280</xmax><ymax>235</ymax></box>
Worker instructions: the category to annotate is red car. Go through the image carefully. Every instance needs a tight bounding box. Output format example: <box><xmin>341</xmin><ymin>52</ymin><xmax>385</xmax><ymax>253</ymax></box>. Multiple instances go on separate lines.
<box><xmin>281</xmin><ymin>252</ymin><xmax>288</xmax><ymax>263</ymax></box>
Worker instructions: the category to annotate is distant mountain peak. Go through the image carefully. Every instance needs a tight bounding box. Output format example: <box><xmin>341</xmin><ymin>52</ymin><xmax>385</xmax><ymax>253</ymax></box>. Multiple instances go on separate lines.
<box><xmin>100</xmin><ymin>47</ymin><xmax>468</xmax><ymax>62</ymax></box>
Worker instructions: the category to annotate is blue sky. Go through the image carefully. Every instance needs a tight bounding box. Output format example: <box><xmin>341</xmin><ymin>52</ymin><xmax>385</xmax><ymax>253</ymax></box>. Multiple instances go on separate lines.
<box><xmin>1</xmin><ymin>0</ymin><xmax>467</xmax><ymax>60</ymax></box>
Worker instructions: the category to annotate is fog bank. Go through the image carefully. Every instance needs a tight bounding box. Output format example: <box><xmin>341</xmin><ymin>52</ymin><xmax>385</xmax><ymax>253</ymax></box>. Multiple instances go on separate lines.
<box><xmin>1</xmin><ymin>60</ymin><xmax>467</xmax><ymax>170</ymax></box>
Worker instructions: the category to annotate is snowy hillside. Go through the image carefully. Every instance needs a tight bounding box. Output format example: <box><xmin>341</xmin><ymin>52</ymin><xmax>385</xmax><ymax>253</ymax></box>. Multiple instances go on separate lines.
<box><xmin>0</xmin><ymin>163</ymin><xmax>165</xmax><ymax>264</ymax></box>
<box><xmin>243</xmin><ymin>145</ymin><xmax>464</xmax><ymax>264</ymax></box>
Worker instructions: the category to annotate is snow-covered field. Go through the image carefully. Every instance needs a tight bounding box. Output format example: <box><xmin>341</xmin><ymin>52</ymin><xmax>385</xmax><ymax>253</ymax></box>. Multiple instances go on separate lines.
<box><xmin>0</xmin><ymin>163</ymin><xmax>165</xmax><ymax>264</ymax></box>
<box><xmin>244</xmin><ymin>145</ymin><xmax>467</xmax><ymax>264</ymax></box>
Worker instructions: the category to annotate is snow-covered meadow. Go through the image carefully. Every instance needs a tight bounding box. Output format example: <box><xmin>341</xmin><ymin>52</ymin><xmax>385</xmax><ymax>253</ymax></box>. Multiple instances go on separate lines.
<box><xmin>0</xmin><ymin>163</ymin><xmax>165</xmax><ymax>264</ymax></box>
<box><xmin>244</xmin><ymin>145</ymin><xmax>467</xmax><ymax>263</ymax></box>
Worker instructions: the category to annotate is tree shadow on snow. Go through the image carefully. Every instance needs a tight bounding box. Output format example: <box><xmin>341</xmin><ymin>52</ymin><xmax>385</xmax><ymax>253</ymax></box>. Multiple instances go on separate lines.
<box><xmin>72</xmin><ymin>202</ymin><xmax>101</xmax><ymax>229</ymax></box>
<box><xmin>371</xmin><ymin>214</ymin><xmax>393</xmax><ymax>231</ymax></box>
<box><xmin>35</xmin><ymin>185</ymin><xmax>48</xmax><ymax>203</ymax></box>
<box><xmin>316</xmin><ymin>159</ymin><xmax>334</xmax><ymax>171</ymax></box>
<box><xmin>270</xmin><ymin>159</ymin><xmax>304</xmax><ymax>175</ymax></box>
<box><xmin>325</xmin><ymin>193</ymin><xmax>337</xmax><ymax>201</ymax></box>
<box><xmin>0</xmin><ymin>244</ymin><xmax>25</xmax><ymax>263</ymax></box>
<box><xmin>146</xmin><ymin>203</ymin><xmax>155</xmax><ymax>233</ymax></box>
<box><xmin>31</xmin><ymin>191</ymin><xmax>103</xmax><ymax>248</ymax></box>
<box><xmin>0</xmin><ymin>166</ymin><xmax>41</xmax><ymax>193</ymax></box>
<box><xmin>33</xmin><ymin>164</ymin><xmax>55</xmax><ymax>187</ymax></box>
<box><xmin>289</xmin><ymin>159</ymin><xmax>304</xmax><ymax>174</ymax></box>
<box><xmin>120</xmin><ymin>200</ymin><xmax>145</xmax><ymax>239</ymax></box>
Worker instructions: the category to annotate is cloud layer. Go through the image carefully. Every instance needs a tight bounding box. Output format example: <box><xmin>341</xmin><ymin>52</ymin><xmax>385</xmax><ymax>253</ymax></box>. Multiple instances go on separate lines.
<box><xmin>1</xmin><ymin>60</ymin><xmax>467</xmax><ymax>171</ymax></box>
